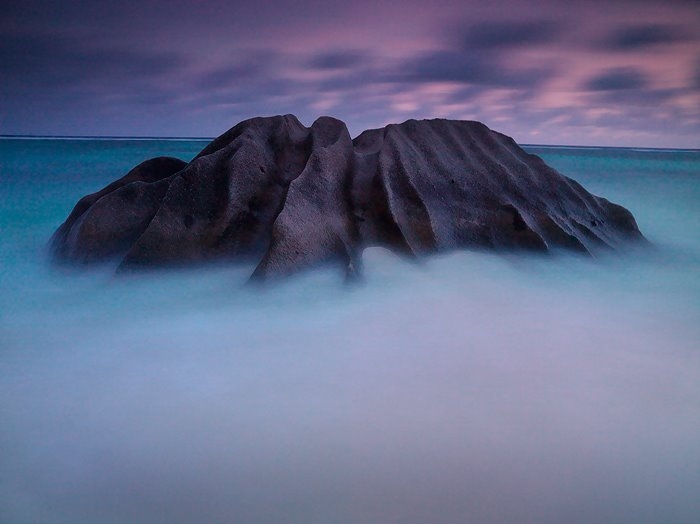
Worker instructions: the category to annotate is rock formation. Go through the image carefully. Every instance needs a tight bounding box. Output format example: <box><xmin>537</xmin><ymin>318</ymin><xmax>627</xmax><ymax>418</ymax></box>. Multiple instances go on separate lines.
<box><xmin>50</xmin><ymin>115</ymin><xmax>645</xmax><ymax>280</ymax></box>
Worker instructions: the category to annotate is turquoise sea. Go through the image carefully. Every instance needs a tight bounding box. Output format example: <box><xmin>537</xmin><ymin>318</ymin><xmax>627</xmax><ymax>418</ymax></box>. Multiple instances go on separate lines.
<box><xmin>1</xmin><ymin>138</ymin><xmax>699</xmax><ymax>523</ymax></box>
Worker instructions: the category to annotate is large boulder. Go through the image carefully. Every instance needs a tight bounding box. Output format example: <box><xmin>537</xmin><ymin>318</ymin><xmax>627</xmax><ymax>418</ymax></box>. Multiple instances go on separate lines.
<box><xmin>50</xmin><ymin>115</ymin><xmax>645</xmax><ymax>280</ymax></box>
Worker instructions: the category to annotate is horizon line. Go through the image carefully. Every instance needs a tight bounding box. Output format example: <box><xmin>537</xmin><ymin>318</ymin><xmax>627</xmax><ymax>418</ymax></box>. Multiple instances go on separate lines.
<box><xmin>1</xmin><ymin>134</ymin><xmax>698</xmax><ymax>152</ymax></box>
<box><xmin>0</xmin><ymin>134</ymin><xmax>213</xmax><ymax>141</ymax></box>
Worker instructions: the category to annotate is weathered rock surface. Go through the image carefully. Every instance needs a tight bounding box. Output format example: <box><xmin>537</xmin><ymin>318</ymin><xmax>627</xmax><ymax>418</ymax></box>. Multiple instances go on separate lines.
<box><xmin>50</xmin><ymin>115</ymin><xmax>645</xmax><ymax>280</ymax></box>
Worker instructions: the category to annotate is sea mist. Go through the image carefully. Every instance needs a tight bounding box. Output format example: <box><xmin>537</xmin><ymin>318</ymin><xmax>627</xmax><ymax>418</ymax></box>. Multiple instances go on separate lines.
<box><xmin>1</xmin><ymin>140</ymin><xmax>698</xmax><ymax>523</ymax></box>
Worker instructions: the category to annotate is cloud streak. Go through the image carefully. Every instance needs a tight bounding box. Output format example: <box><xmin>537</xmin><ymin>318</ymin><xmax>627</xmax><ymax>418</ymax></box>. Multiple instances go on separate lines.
<box><xmin>463</xmin><ymin>20</ymin><xmax>562</xmax><ymax>50</ymax></box>
<box><xmin>400</xmin><ymin>51</ymin><xmax>555</xmax><ymax>88</ymax></box>
<box><xmin>603</xmin><ymin>24</ymin><xmax>688</xmax><ymax>50</ymax></box>
<box><xmin>584</xmin><ymin>68</ymin><xmax>648</xmax><ymax>91</ymax></box>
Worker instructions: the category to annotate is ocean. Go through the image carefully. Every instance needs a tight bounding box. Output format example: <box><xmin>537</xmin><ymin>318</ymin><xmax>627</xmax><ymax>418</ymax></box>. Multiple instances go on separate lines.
<box><xmin>1</xmin><ymin>138</ymin><xmax>699</xmax><ymax>523</ymax></box>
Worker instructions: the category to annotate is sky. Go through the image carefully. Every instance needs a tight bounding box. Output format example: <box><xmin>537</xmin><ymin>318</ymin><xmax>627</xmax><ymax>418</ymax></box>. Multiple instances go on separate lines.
<box><xmin>1</xmin><ymin>0</ymin><xmax>699</xmax><ymax>147</ymax></box>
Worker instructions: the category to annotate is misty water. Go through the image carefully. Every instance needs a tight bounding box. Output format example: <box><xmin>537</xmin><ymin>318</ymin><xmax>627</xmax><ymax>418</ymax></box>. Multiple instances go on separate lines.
<box><xmin>1</xmin><ymin>138</ymin><xmax>699</xmax><ymax>523</ymax></box>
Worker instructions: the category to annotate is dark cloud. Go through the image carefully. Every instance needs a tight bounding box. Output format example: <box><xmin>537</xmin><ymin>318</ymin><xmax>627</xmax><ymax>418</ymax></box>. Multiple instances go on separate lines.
<box><xmin>584</xmin><ymin>68</ymin><xmax>648</xmax><ymax>91</ymax></box>
<box><xmin>444</xmin><ymin>85</ymin><xmax>489</xmax><ymax>104</ymax></box>
<box><xmin>593</xmin><ymin>88</ymin><xmax>680</xmax><ymax>107</ymax></box>
<box><xmin>402</xmin><ymin>50</ymin><xmax>554</xmax><ymax>88</ymax></box>
<box><xmin>315</xmin><ymin>70</ymin><xmax>378</xmax><ymax>92</ymax></box>
<box><xmin>604</xmin><ymin>24</ymin><xmax>686</xmax><ymax>50</ymax></box>
<box><xmin>463</xmin><ymin>20</ymin><xmax>561</xmax><ymax>50</ymax></box>
<box><xmin>0</xmin><ymin>32</ymin><xmax>190</xmax><ymax>136</ymax></box>
<box><xmin>388</xmin><ymin>19</ymin><xmax>561</xmax><ymax>95</ymax></box>
<box><xmin>582</xmin><ymin>66</ymin><xmax>689</xmax><ymax>110</ymax></box>
<box><xmin>196</xmin><ymin>52</ymin><xmax>278</xmax><ymax>90</ymax></box>
<box><xmin>309</xmin><ymin>50</ymin><xmax>367</xmax><ymax>70</ymax></box>
<box><xmin>0</xmin><ymin>33</ymin><xmax>186</xmax><ymax>91</ymax></box>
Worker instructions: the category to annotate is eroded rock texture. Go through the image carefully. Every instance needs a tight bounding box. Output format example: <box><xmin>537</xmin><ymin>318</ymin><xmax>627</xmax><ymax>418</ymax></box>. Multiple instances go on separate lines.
<box><xmin>50</xmin><ymin>115</ymin><xmax>645</xmax><ymax>279</ymax></box>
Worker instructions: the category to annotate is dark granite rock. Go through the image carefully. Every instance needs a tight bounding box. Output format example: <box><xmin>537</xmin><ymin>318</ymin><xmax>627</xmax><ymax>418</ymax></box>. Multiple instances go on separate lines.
<box><xmin>51</xmin><ymin>156</ymin><xmax>187</xmax><ymax>263</ymax></box>
<box><xmin>50</xmin><ymin>116</ymin><xmax>646</xmax><ymax>279</ymax></box>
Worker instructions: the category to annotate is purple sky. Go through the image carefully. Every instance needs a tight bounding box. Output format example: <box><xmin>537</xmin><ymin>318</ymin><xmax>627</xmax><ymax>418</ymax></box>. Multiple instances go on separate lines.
<box><xmin>1</xmin><ymin>0</ymin><xmax>699</xmax><ymax>147</ymax></box>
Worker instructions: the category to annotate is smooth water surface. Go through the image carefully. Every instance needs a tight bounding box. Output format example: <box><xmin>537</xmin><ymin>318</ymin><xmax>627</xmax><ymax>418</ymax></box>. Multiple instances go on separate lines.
<box><xmin>1</xmin><ymin>139</ymin><xmax>699</xmax><ymax>523</ymax></box>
